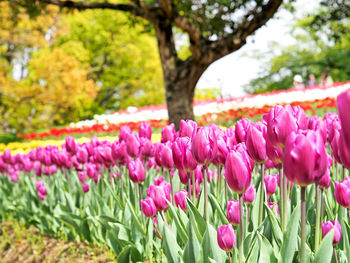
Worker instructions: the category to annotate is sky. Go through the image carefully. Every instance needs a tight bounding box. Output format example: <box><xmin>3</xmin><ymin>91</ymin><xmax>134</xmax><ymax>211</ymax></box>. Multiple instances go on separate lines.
<box><xmin>197</xmin><ymin>0</ymin><xmax>320</xmax><ymax>98</ymax></box>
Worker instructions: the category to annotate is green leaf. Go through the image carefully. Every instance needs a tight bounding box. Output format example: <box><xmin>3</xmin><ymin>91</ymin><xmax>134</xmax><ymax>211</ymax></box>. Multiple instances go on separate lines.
<box><xmin>265</xmin><ymin>203</ymin><xmax>282</xmax><ymax>247</ymax></box>
<box><xmin>313</xmin><ymin>229</ymin><xmax>334</xmax><ymax>263</ymax></box>
<box><xmin>201</xmin><ymin>224</ymin><xmax>225</xmax><ymax>263</ymax></box>
<box><xmin>183</xmin><ymin>213</ymin><xmax>201</xmax><ymax>263</ymax></box>
<box><xmin>166</xmin><ymin>200</ymin><xmax>188</xmax><ymax>243</ymax></box>
<box><xmin>279</xmin><ymin>203</ymin><xmax>300</xmax><ymax>263</ymax></box>
<box><xmin>187</xmin><ymin>199</ymin><xmax>207</xmax><ymax>237</ymax></box>
<box><xmin>117</xmin><ymin>244</ymin><xmax>142</xmax><ymax>263</ymax></box>
<box><xmin>258</xmin><ymin>231</ymin><xmax>278</xmax><ymax>263</ymax></box>
<box><xmin>245</xmin><ymin>236</ymin><xmax>260</xmax><ymax>263</ymax></box>
<box><xmin>208</xmin><ymin>194</ymin><xmax>229</xmax><ymax>225</ymax></box>
<box><xmin>125</xmin><ymin>196</ymin><xmax>146</xmax><ymax>235</ymax></box>
<box><xmin>159</xmin><ymin>216</ymin><xmax>183</xmax><ymax>263</ymax></box>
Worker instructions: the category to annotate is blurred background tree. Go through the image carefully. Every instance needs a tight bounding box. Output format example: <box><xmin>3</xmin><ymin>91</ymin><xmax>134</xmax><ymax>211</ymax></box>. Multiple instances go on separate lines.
<box><xmin>244</xmin><ymin>0</ymin><xmax>350</xmax><ymax>94</ymax></box>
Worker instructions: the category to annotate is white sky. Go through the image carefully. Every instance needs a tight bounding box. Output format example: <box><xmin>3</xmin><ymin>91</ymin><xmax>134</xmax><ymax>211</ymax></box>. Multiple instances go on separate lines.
<box><xmin>197</xmin><ymin>0</ymin><xmax>320</xmax><ymax>97</ymax></box>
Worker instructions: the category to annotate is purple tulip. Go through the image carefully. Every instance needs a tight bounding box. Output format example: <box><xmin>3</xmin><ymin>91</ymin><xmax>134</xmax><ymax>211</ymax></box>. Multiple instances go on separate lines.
<box><xmin>322</xmin><ymin>220</ymin><xmax>342</xmax><ymax>244</ymax></box>
<box><xmin>191</xmin><ymin>126</ymin><xmax>217</xmax><ymax>165</ymax></box>
<box><xmin>65</xmin><ymin>136</ymin><xmax>78</xmax><ymax>155</ymax></box>
<box><xmin>225</xmin><ymin>149</ymin><xmax>252</xmax><ymax>195</ymax></box>
<box><xmin>283</xmin><ymin>130</ymin><xmax>328</xmax><ymax>186</ymax></box>
<box><xmin>264</xmin><ymin>175</ymin><xmax>277</xmax><ymax>198</ymax></box>
<box><xmin>217</xmin><ymin>225</ymin><xmax>236</xmax><ymax>252</ymax></box>
<box><xmin>172</xmin><ymin>137</ymin><xmax>197</xmax><ymax>172</ymax></box>
<box><xmin>266</xmin><ymin>136</ymin><xmax>283</xmax><ymax>164</ymax></box>
<box><xmin>246</xmin><ymin>121</ymin><xmax>267</xmax><ymax>163</ymax></box>
<box><xmin>227</xmin><ymin>199</ymin><xmax>240</xmax><ymax>226</ymax></box>
<box><xmin>146</xmin><ymin>157</ymin><xmax>158</xmax><ymax>170</ymax></box>
<box><xmin>82</xmin><ymin>183</ymin><xmax>90</xmax><ymax>193</ymax></box>
<box><xmin>112</xmin><ymin>141</ymin><xmax>127</xmax><ymax>164</ymax></box>
<box><xmin>78</xmin><ymin>171</ymin><xmax>87</xmax><ymax>183</ymax></box>
<box><xmin>178</xmin><ymin>170</ymin><xmax>189</xmax><ymax>185</ymax></box>
<box><xmin>76</xmin><ymin>147</ymin><xmax>88</xmax><ymax>164</ymax></box>
<box><xmin>224</xmin><ymin>127</ymin><xmax>238</xmax><ymax>150</ymax></box>
<box><xmin>141</xmin><ymin>197</ymin><xmax>157</xmax><ymax>217</ymax></box>
<box><xmin>243</xmin><ymin>185</ymin><xmax>256</xmax><ymax>204</ymax></box>
<box><xmin>139</xmin><ymin>121</ymin><xmax>152</xmax><ymax>140</ymax></box>
<box><xmin>324</xmin><ymin>113</ymin><xmax>341</xmax><ymax>143</ymax></box>
<box><xmin>213</xmin><ymin>135</ymin><xmax>229</xmax><ymax>166</ymax></box>
<box><xmin>161</xmin><ymin>124</ymin><xmax>176</xmax><ymax>143</ymax></box>
<box><xmin>179</xmin><ymin>120</ymin><xmax>197</xmax><ymax>138</ymax></box>
<box><xmin>147</xmin><ymin>184</ymin><xmax>170</xmax><ymax>211</ymax></box>
<box><xmin>291</xmin><ymin>105</ymin><xmax>309</xmax><ymax>130</ymax></box>
<box><xmin>160</xmin><ymin>142</ymin><xmax>174</xmax><ymax>169</ymax></box>
<box><xmin>140</xmin><ymin>138</ymin><xmax>154</xmax><ymax>158</ymax></box>
<box><xmin>174</xmin><ymin>190</ymin><xmax>188</xmax><ymax>211</ymax></box>
<box><xmin>334</xmin><ymin>177</ymin><xmax>350</xmax><ymax>208</ymax></box>
<box><xmin>127</xmin><ymin>132</ymin><xmax>141</xmax><ymax>158</ymax></box>
<box><xmin>119</xmin><ymin>125</ymin><xmax>131</xmax><ymax>142</ymax></box>
<box><xmin>337</xmin><ymin>88</ymin><xmax>350</xmax><ymax>148</ymax></box>
<box><xmin>319</xmin><ymin>169</ymin><xmax>331</xmax><ymax>190</ymax></box>
<box><xmin>331</xmin><ymin>129</ymin><xmax>342</xmax><ymax>164</ymax></box>
<box><xmin>235</xmin><ymin>118</ymin><xmax>252</xmax><ymax>143</ymax></box>
<box><xmin>127</xmin><ymin>158</ymin><xmax>145</xmax><ymax>184</ymax></box>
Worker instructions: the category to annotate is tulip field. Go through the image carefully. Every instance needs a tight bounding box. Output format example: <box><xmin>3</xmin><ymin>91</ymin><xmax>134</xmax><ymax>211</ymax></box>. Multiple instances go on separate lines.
<box><xmin>1</xmin><ymin>89</ymin><xmax>350</xmax><ymax>263</ymax></box>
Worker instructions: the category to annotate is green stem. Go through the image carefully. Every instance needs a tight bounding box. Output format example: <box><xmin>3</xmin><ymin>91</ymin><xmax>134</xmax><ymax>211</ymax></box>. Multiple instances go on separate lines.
<box><xmin>315</xmin><ymin>183</ymin><xmax>321</xmax><ymax>251</ymax></box>
<box><xmin>204</xmin><ymin>165</ymin><xmax>209</xmax><ymax>222</ymax></box>
<box><xmin>169</xmin><ymin>169</ymin><xmax>174</xmax><ymax>205</ymax></box>
<box><xmin>279</xmin><ymin>164</ymin><xmax>285</xmax><ymax>231</ymax></box>
<box><xmin>320</xmin><ymin>189</ymin><xmax>324</xmax><ymax>227</ymax></box>
<box><xmin>139</xmin><ymin>184</ymin><xmax>145</xmax><ymax>225</ymax></box>
<box><xmin>258</xmin><ymin>163</ymin><xmax>265</xmax><ymax>226</ymax></box>
<box><xmin>120</xmin><ymin>165</ymin><xmax>124</xmax><ymax>204</ymax></box>
<box><xmin>334</xmin><ymin>247</ymin><xmax>339</xmax><ymax>263</ymax></box>
<box><xmin>134</xmin><ymin>182</ymin><xmax>138</xmax><ymax>210</ymax></box>
<box><xmin>300</xmin><ymin>186</ymin><xmax>306</xmax><ymax>263</ymax></box>
<box><xmin>239</xmin><ymin>194</ymin><xmax>244</xmax><ymax>263</ymax></box>
<box><xmin>191</xmin><ymin>171</ymin><xmax>196</xmax><ymax>203</ymax></box>
<box><xmin>217</xmin><ymin>166</ymin><xmax>222</xmax><ymax>197</ymax></box>
<box><xmin>283</xmin><ymin>170</ymin><xmax>288</xmax><ymax>231</ymax></box>
<box><xmin>187</xmin><ymin>172</ymin><xmax>192</xmax><ymax>200</ymax></box>
<box><xmin>225</xmin><ymin>179</ymin><xmax>228</xmax><ymax>205</ymax></box>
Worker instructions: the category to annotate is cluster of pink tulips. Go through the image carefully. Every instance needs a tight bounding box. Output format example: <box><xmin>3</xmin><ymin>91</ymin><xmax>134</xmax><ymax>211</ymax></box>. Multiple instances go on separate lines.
<box><xmin>0</xmin><ymin>88</ymin><xmax>350</xmax><ymax>262</ymax></box>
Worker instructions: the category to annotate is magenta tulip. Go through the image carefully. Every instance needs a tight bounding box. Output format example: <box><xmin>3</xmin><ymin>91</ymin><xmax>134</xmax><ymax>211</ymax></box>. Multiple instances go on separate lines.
<box><xmin>65</xmin><ymin>136</ymin><xmax>78</xmax><ymax>155</ymax></box>
<box><xmin>324</xmin><ymin>113</ymin><xmax>340</xmax><ymax>143</ymax></box>
<box><xmin>217</xmin><ymin>225</ymin><xmax>236</xmax><ymax>252</ymax></box>
<box><xmin>308</xmin><ymin>116</ymin><xmax>327</xmax><ymax>143</ymax></box>
<box><xmin>82</xmin><ymin>183</ymin><xmax>90</xmax><ymax>193</ymax></box>
<box><xmin>76</xmin><ymin>147</ymin><xmax>88</xmax><ymax>164</ymax></box>
<box><xmin>172</xmin><ymin>137</ymin><xmax>197</xmax><ymax>172</ymax></box>
<box><xmin>246</xmin><ymin>122</ymin><xmax>267</xmax><ymax>163</ymax></box>
<box><xmin>147</xmin><ymin>184</ymin><xmax>170</xmax><ymax>211</ymax></box>
<box><xmin>191</xmin><ymin>126</ymin><xmax>217</xmax><ymax>165</ymax></box>
<box><xmin>264</xmin><ymin>175</ymin><xmax>277</xmax><ymax>198</ymax></box>
<box><xmin>339</xmin><ymin>133</ymin><xmax>350</xmax><ymax>169</ymax></box>
<box><xmin>227</xmin><ymin>199</ymin><xmax>240</xmax><ymax>226</ymax></box>
<box><xmin>225</xmin><ymin>149</ymin><xmax>252</xmax><ymax>195</ymax></box>
<box><xmin>235</xmin><ymin>118</ymin><xmax>252</xmax><ymax>143</ymax></box>
<box><xmin>140</xmin><ymin>138</ymin><xmax>154</xmax><ymax>158</ymax></box>
<box><xmin>179</xmin><ymin>120</ymin><xmax>197</xmax><ymax>138</ymax></box>
<box><xmin>267</xmin><ymin>202</ymin><xmax>280</xmax><ymax>215</ymax></box>
<box><xmin>283</xmin><ymin>130</ymin><xmax>328</xmax><ymax>186</ymax></box>
<box><xmin>243</xmin><ymin>185</ymin><xmax>256</xmax><ymax>204</ymax></box>
<box><xmin>141</xmin><ymin>197</ymin><xmax>157</xmax><ymax>217</ymax></box>
<box><xmin>126</xmin><ymin>132</ymin><xmax>141</xmax><ymax>158</ymax></box>
<box><xmin>139</xmin><ymin>121</ymin><xmax>152</xmax><ymax>140</ymax></box>
<box><xmin>119</xmin><ymin>125</ymin><xmax>131</xmax><ymax>142</ymax></box>
<box><xmin>174</xmin><ymin>190</ymin><xmax>188</xmax><ymax>211</ymax></box>
<box><xmin>334</xmin><ymin>177</ymin><xmax>350</xmax><ymax>208</ymax></box>
<box><xmin>127</xmin><ymin>158</ymin><xmax>145</xmax><ymax>184</ymax></box>
<box><xmin>78</xmin><ymin>171</ymin><xmax>87</xmax><ymax>183</ymax></box>
<box><xmin>319</xmin><ymin>169</ymin><xmax>331</xmax><ymax>190</ymax></box>
<box><xmin>160</xmin><ymin>142</ymin><xmax>174</xmax><ymax>169</ymax></box>
<box><xmin>213</xmin><ymin>136</ymin><xmax>229</xmax><ymax>166</ymax></box>
<box><xmin>322</xmin><ymin>220</ymin><xmax>342</xmax><ymax>244</ymax></box>
<box><xmin>161</xmin><ymin>124</ymin><xmax>176</xmax><ymax>143</ymax></box>
<box><xmin>337</xmin><ymin>88</ymin><xmax>350</xmax><ymax>148</ymax></box>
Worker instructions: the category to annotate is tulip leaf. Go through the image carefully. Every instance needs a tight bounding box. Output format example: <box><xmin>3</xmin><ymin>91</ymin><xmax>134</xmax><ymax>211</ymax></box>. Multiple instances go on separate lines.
<box><xmin>257</xmin><ymin>231</ymin><xmax>277</xmax><ymax>263</ymax></box>
<box><xmin>343</xmin><ymin>220</ymin><xmax>350</xmax><ymax>262</ymax></box>
<box><xmin>265</xmin><ymin>203</ymin><xmax>282</xmax><ymax>247</ymax></box>
<box><xmin>117</xmin><ymin>244</ymin><xmax>142</xmax><ymax>263</ymax></box>
<box><xmin>187</xmin><ymin>199</ymin><xmax>207</xmax><ymax>237</ymax></box>
<box><xmin>245</xmin><ymin>236</ymin><xmax>259</xmax><ymax>263</ymax></box>
<box><xmin>166</xmin><ymin>200</ymin><xmax>188</xmax><ymax>243</ymax></box>
<box><xmin>313</xmin><ymin>229</ymin><xmax>334</xmax><ymax>263</ymax></box>
<box><xmin>279</xmin><ymin>203</ymin><xmax>300</xmax><ymax>263</ymax></box>
<box><xmin>125</xmin><ymin>196</ymin><xmax>146</xmax><ymax>235</ymax></box>
<box><xmin>251</xmin><ymin>183</ymin><xmax>261</xmax><ymax>230</ymax></box>
<box><xmin>183</xmin><ymin>214</ymin><xmax>201</xmax><ymax>263</ymax></box>
<box><xmin>208</xmin><ymin>193</ymin><xmax>229</xmax><ymax>225</ymax></box>
<box><xmin>201</xmin><ymin>223</ymin><xmax>225</xmax><ymax>263</ymax></box>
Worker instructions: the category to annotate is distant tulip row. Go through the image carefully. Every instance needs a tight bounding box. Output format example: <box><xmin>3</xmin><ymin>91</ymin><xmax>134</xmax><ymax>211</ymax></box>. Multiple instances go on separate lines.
<box><xmin>1</xmin><ymin>89</ymin><xmax>350</xmax><ymax>262</ymax></box>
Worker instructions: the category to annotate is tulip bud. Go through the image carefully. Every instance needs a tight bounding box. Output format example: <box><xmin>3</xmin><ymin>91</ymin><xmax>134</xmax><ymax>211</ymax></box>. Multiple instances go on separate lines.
<box><xmin>147</xmin><ymin>184</ymin><xmax>170</xmax><ymax>211</ymax></box>
<box><xmin>65</xmin><ymin>136</ymin><xmax>78</xmax><ymax>155</ymax></box>
<box><xmin>127</xmin><ymin>132</ymin><xmax>141</xmax><ymax>158</ymax></box>
<box><xmin>174</xmin><ymin>190</ymin><xmax>188</xmax><ymax>211</ymax></box>
<box><xmin>119</xmin><ymin>125</ymin><xmax>131</xmax><ymax>142</ymax></box>
<box><xmin>213</xmin><ymin>136</ymin><xmax>229</xmax><ymax>166</ymax></box>
<box><xmin>243</xmin><ymin>185</ymin><xmax>256</xmax><ymax>204</ymax></box>
<box><xmin>140</xmin><ymin>138</ymin><xmax>154</xmax><ymax>158</ymax></box>
<box><xmin>264</xmin><ymin>175</ymin><xmax>277</xmax><ymax>199</ymax></box>
<box><xmin>172</xmin><ymin>137</ymin><xmax>197</xmax><ymax>172</ymax></box>
<box><xmin>319</xmin><ymin>169</ymin><xmax>331</xmax><ymax>190</ymax></box>
<box><xmin>235</xmin><ymin>118</ymin><xmax>252</xmax><ymax>143</ymax></box>
<box><xmin>82</xmin><ymin>183</ymin><xmax>90</xmax><ymax>193</ymax></box>
<box><xmin>283</xmin><ymin>130</ymin><xmax>328</xmax><ymax>186</ymax></box>
<box><xmin>191</xmin><ymin>126</ymin><xmax>217</xmax><ymax>165</ymax></box>
<box><xmin>217</xmin><ymin>225</ymin><xmax>236</xmax><ymax>252</ymax></box>
<box><xmin>267</xmin><ymin>202</ymin><xmax>280</xmax><ymax>215</ymax></box>
<box><xmin>322</xmin><ymin>220</ymin><xmax>342</xmax><ymax>244</ymax></box>
<box><xmin>141</xmin><ymin>197</ymin><xmax>157</xmax><ymax>217</ymax></box>
<box><xmin>161</xmin><ymin>124</ymin><xmax>176</xmax><ymax>143</ymax></box>
<box><xmin>334</xmin><ymin>177</ymin><xmax>350</xmax><ymax>208</ymax></box>
<box><xmin>76</xmin><ymin>147</ymin><xmax>88</xmax><ymax>164</ymax></box>
<box><xmin>127</xmin><ymin>158</ymin><xmax>145</xmax><ymax>184</ymax></box>
<box><xmin>178</xmin><ymin>170</ymin><xmax>189</xmax><ymax>185</ymax></box>
<box><xmin>227</xmin><ymin>199</ymin><xmax>240</xmax><ymax>226</ymax></box>
<box><xmin>225</xmin><ymin>150</ymin><xmax>252</xmax><ymax>195</ymax></box>
<box><xmin>324</xmin><ymin>113</ymin><xmax>340</xmax><ymax>143</ymax></box>
<box><xmin>78</xmin><ymin>171</ymin><xmax>87</xmax><ymax>183</ymax></box>
<box><xmin>160</xmin><ymin>142</ymin><xmax>174</xmax><ymax>169</ymax></box>
<box><xmin>139</xmin><ymin>121</ymin><xmax>152</xmax><ymax>140</ymax></box>
<box><xmin>339</xmin><ymin>133</ymin><xmax>350</xmax><ymax>169</ymax></box>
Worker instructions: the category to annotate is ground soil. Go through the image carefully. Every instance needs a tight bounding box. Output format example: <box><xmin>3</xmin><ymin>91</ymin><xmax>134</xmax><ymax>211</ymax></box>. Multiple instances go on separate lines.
<box><xmin>0</xmin><ymin>222</ymin><xmax>114</xmax><ymax>263</ymax></box>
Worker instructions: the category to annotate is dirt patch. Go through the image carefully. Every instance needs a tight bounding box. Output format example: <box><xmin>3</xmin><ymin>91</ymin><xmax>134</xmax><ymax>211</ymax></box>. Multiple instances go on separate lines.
<box><xmin>0</xmin><ymin>221</ymin><xmax>115</xmax><ymax>263</ymax></box>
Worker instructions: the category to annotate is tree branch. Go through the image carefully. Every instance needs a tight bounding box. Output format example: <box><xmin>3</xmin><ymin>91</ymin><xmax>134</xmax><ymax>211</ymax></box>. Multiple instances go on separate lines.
<box><xmin>37</xmin><ymin>0</ymin><xmax>151</xmax><ymax>19</ymax></box>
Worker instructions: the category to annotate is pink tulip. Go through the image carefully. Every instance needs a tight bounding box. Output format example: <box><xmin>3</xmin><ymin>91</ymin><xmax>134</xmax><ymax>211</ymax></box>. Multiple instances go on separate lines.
<box><xmin>78</xmin><ymin>171</ymin><xmax>87</xmax><ymax>183</ymax></box>
<box><xmin>141</xmin><ymin>197</ymin><xmax>157</xmax><ymax>217</ymax></box>
<box><xmin>246</xmin><ymin>122</ymin><xmax>267</xmax><ymax>163</ymax></box>
<box><xmin>147</xmin><ymin>184</ymin><xmax>171</xmax><ymax>211</ymax></box>
<box><xmin>160</xmin><ymin>142</ymin><xmax>174</xmax><ymax>169</ymax></box>
<box><xmin>283</xmin><ymin>130</ymin><xmax>328</xmax><ymax>187</ymax></box>
<box><xmin>235</xmin><ymin>118</ymin><xmax>252</xmax><ymax>143</ymax></box>
<box><xmin>319</xmin><ymin>169</ymin><xmax>331</xmax><ymax>190</ymax></box>
<box><xmin>126</xmin><ymin>132</ymin><xmax>141</xmax><ymax>158</ymax></box>
<box><xmin>308</xmin><ymin>116</ymin><xmax>327</xmax><ymax>143</ymax></box>
<box><xmin>225</xmin><ymin>149</ymin><xmax>252</xmax><ymax>195</ymax></box>
<box><xmin>82</xmin><ymin>183</ymin><xmax>90</xmax><ymax>193</ymax></box>
<box><xmin>227</xmin><ymin>199</ymin><xmax>240</xmax><ymax>226</ymax></box>
<box><xmin>267</xmin><ymin>202</ymin><xmax>280</xmax><ymax>215</ymax></box>
<box><xmin>224</xmin><ymin>127</ymin><xmax>237</xmax><ymax>150</ymax></box>
<box><xmin>322</xmin><ymin>220</ymin><xmax>342</xmax><ymax>244</ymax></box>
<box><xmin>213</xmin><ymin>135</ymin><xmax>229</xmax><ymax>166</ymax></box>
<box><xmin>119</xmin><ymin>125</ymin><xmax>131</xmax><ymax>142</ymax></box>
<box><xmin>217</xmin><ymin>225</ymin><xmax>236</xmax><ymax>252</ymax></box>
<box><xmin>140</xmin><ymin>138</ymin><xmax>154</xmax><ymax>158</ymax></box>
<box><xmin>339</xmin><ymin>133</ymin><xmax>350</xmax><ymax>169</ymax></box>
<box><xmin>65</xmin><ymin>136</ymin><xmax>78</xmax><ymax>155</ymax></box>
<box><xmin>334</xmin><ymin>177</ymin><xmax>350</xmax><ymax>208</ymax></box>
<box><xmin>38</xmin><ymin>192</ymin><xmax>46</xmax><ymax>201</ymax></box>
<box><xmin>174</xmin><ymin>190</ymin><xmax>188</xmax><ymax>211</ymax></box>
<box><xmin>337</xmin><ymin>88</ymin><xmax>350</xmax><ymax>148</ymax></box>
<box><xmin>264</xmin><ymin>175</ymin><xmax>277</xmax><ymax>198</ymax></box>
<box><xmin>127</xmin><ymin>158</ymin><xmax>145</xmax><ymax>184</ymax></box>
<box><xmin>324</xmin><ymin>113</ymin><xmax>340</xmax><ymax>143</ymax></box>
<box><xmin>139</xmin><ymin>121</ymin><xmax>152</xmax><ymax>140</ymax></box>
<box><xmin>179</xmin><ymin>120</ymin><xmax>197</xmax><ymax>138</ymax></box>
<box><xmin>243</xmin><ymin>185</ymin><xmax>256</xmax><ymax>204</ymax></box>
<box><xmin>191</xmin><ymin>126</ymin><xmax>217</xmax><ymax>165</ymax></box>
<box><xmin>331</xmin><ymin>129</ymin><xmax>342</xmax><ymax>163</ymax></box>
<box><xmin>172</xmin><ymin>137</ymin><xmax>197</xmax><ymax>172</ymax></box>
<box><xmin>178</xmin><ymin>170</ymin><xmax>189</xmax><ymax>185</ymax></box>
<box><xmin>161</xmin><ymin>124</ymin><xmax>176</xmax><ymax>143</ymax></box>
